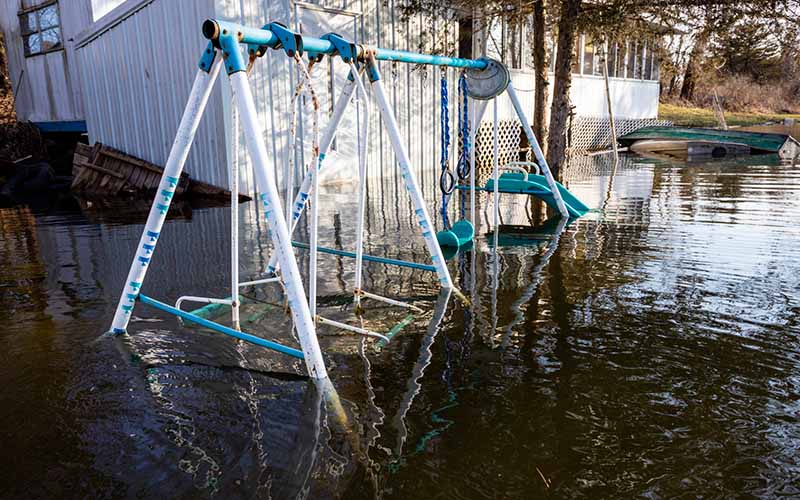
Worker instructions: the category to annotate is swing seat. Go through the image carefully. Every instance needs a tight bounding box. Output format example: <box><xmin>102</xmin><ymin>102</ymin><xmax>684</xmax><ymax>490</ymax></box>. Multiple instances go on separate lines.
<box><xmin>484</xmin><ymin>172</ymin><xmax>591</xmax><ymax>219</ymax></box>
<box><xmin>436</xmin><ymin>219</ymin><xmax>475</xmax><ymax>249</ymax></box>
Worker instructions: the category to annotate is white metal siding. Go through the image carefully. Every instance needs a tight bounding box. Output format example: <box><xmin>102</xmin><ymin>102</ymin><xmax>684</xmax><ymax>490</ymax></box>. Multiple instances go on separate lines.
<box><xmin>75</xmin><ymin>0</ymin><xmax>228</xmax><ymax>188</ymax></box>
<box><xmin>72</xmin><ymin>0</ymin><xmax>458</xmax><ymax>194</ymax></box>
<box><xmin>0</xmin><ymin>0</ymin><xmax>91</xmax><ymax>122</ymax></box>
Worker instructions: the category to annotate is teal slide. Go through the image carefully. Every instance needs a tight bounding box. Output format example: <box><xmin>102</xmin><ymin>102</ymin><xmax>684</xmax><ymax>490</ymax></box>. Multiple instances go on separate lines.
<box><xmin>483</xmin><ymin>172</ymin><xmax>590</xmax><ymax>218</ymax></box>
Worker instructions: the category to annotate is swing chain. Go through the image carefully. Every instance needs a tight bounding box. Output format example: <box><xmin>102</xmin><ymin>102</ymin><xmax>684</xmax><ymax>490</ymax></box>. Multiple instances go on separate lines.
<box><xmin>439</xmin><ymin>74</ymin><xmax>455</xmax><ymax>230</ymax></box>
<box><xmin>439</xmin><ymin>75</ymin><xmax>455</xmax><ymax>195</ymax></box>
<box><xmin>456</xmin><ymin>73</ymin><xmax>470</xmax><ymax>181</ymax></box>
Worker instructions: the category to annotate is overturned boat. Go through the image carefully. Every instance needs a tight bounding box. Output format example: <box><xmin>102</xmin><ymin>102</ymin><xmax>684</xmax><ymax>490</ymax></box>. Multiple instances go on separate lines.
<box><xmin>620</xmin><ymin>126</ymin><xmax>800</xmax><ymax>161</ymax></box>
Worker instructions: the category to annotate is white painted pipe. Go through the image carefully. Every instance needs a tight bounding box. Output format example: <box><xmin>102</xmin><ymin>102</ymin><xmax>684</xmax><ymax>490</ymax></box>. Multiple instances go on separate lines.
<box><xmin>355</xmin><ymin>289</ymin><xmax>424</xmax><ymax>313</ymax></box>
<box><xmin>506</xmin><ymin>83</ymin><xmax>569</xmax><ymax>218</ymax></box>
<box><xmin>175</xmin><ymin>295</ymin><xmax>233</xmax><ymax>311</ymax></box>
<box><xmin>350</xmin><ymin>63</ymin><xmax>370</xmax><ymax>309</ymax></box>
<box><xmin>266</xmin><ymin>76</ymin><xmax>359</xmax><ymax>275</ymax></box>
<box><xmin>469</xmin><ymin>100</ymin><xmax>488</xmax><ymax>231</ymax></box>
<box><xmin>492</xmin><ymin>98</ymin><xmax>500</xmax><ymax>231</ymax></box>
<box><xmin>230</xmin><ymin>91</ymin><xmax>241</xmax><ymax>330</ymax></box>
<box><xmin>239</xmin><ymin>276</ymin><xmax>281</xmax><ymax>287</ymax></box>
<box><xmin>369</xmin><ymin>63</ymin><xmax>454</xmax><ymax>290</ymax></box>
<box><xmin>110</xmin><ymin>59</ymin><xmax>223</xmax><ymax>334</ymax></box>
<box><xmin>230</xmin><ymin>71</ymin><xmax>327</xmax><ymax>380</ymax></box>
<box><xmin>317</xmin><ymin>316</ymin><xmax>390</xmax><ymax>343</ymax></box>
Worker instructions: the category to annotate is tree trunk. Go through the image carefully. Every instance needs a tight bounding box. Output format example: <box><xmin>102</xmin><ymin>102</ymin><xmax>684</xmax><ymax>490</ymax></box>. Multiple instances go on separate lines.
<box><xmin>546</xmin><ymin>0</ymin><xmax>581</xmax><ymax>178</ymax></box>
<box><xmin>458</xmin><ymin>13</ymin><xmax>473</xmax><ymax>60</ymax></box>
<box><xmin>532</xmin><ymin>0</ymin><xmax>549</xmax><ymax>153</ymax></box>
<box><xmin>680</xmin><ymin>28</ymin><xmax>709</xmax><ymax>101</ymax></box>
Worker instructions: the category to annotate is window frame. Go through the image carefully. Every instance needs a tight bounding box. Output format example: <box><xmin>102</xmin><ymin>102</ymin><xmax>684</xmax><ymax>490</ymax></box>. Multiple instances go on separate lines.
<box><xmin>18</xmin><ymin>0</ymin><xmax>63</xmax><ymax>58</ymax></box>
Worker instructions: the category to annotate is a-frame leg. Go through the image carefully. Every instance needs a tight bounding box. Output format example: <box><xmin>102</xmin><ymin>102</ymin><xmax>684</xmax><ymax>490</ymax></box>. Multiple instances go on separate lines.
<box><xmin>228</xmin><ymin>70</ymin><xmax>328</xmax><ymax>379</ymax></box>
<box><xmin>364</xmin><ymin>57</ymin><xmax>454</xmax><ymax>289</ymax></box>
<box><xmin>109</xmin><ymin>56</ymin><xmax>223</xmax><ymax>334</ymax></box>
<box><xmin>505</xmin><ymin>83</ymin><xmax>569</xmax><ymax>218</ymax></box>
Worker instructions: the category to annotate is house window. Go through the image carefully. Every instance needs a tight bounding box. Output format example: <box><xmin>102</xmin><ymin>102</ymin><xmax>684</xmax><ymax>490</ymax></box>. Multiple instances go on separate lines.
<box><xmin>582</xmin><ymin>36</ymin><xmax>595</xmax><ymax>75</ymax></box>
<box><xmin>19</xmin><ymin>1</ymin><xmax>62</xmax><ymax>57</ymax></box>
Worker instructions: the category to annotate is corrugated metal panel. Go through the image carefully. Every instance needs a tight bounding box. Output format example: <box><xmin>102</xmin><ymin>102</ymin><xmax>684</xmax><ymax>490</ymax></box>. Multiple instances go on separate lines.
<box><xmin>75</xmin><ymin>0</ymin><xmax>228</xmax><ymax>189</ymax></box>
<box><xmin>71</xmin><ymin>0</ymin><xmax>458</xmax><ymax>194</ymax></box>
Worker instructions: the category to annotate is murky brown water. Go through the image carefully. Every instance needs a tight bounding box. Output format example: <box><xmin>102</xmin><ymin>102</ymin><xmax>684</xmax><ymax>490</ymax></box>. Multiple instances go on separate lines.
<box><xmin>1</xmin><ymin>152</ymin><xmax>799</xmax><ymax>498</ymax></box>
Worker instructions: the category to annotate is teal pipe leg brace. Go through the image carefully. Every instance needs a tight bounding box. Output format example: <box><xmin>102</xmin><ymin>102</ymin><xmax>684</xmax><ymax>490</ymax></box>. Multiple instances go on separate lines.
<box><xmin>138</xmin><ymin>294</ymin><xmax>305</xmax><ymax>359</ymax></box>
<box><xmin>291</xmin><ymin>241</ymin><xmax>436</xmax><ymax>272</ymax></box>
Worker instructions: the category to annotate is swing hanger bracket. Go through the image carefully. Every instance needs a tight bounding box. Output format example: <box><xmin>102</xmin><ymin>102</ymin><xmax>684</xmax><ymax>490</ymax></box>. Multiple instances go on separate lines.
<box><xmin>312</xmin><ymin>32</ymin><xmax>358</xmax><ymax>64</ymax></box>
<box><xmin>197</xmin><ymin>42</ymin><xmax>218</xmax><ymax>72</ymax></box>
<box><xmin>264</xmin><ymin>22</ymin><xmax>303</xmax><ymax>58</ymax></box>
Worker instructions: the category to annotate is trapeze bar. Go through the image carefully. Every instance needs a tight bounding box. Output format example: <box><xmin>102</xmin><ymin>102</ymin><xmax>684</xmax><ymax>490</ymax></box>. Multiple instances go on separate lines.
<box><xmin>291</xmin><ymin>241</ymin><xmax>436</xmax><ymax>272</ymax></box>
<box><xmin>138</xmin><ymin>293</ymin><xmax>305</xmax><ymax>359</ymax></box>
<box><xmin>202</xmin><ymin>19</ymin><xmax>488</xmax><ymax>70</ymax></box>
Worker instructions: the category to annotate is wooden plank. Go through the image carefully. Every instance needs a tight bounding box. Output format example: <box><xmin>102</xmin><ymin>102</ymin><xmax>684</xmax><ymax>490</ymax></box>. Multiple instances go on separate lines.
<box><xmin>99</xmin><ymin>148</ymin><xmax>166</xmax><ymax>174</ymax></box>
<box><xmin>75</xmin><ymin>161</ymin><xmax>126</xmax><ymax>179</ymax></box>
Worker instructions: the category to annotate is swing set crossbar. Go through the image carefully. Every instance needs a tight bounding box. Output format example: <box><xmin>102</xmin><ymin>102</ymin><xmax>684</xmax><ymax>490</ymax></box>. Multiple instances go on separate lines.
<box><xmin>291</xmin><ymin>241</ymin><xmax>435</xmax><ymax>272</ymax></box>
<box><xmin>137</xmin><ymin>293</ymin><xmax>305</xmax><ymax>359</ymax></box>
<box><xmin>203</xmin><ymin>20</ymin><xmax>488</xmax><ymax>69</ymax></box>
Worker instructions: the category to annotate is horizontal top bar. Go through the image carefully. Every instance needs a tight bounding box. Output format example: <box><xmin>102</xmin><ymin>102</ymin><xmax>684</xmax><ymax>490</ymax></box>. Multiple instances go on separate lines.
<box><xmin>204</xmin><ymin>19</ymin><xmax>488</xmax><ymax>70</ymax></box>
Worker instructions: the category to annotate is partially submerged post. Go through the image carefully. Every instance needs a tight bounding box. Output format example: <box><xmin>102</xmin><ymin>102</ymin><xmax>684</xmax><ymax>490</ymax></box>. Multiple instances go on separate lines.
<box><xmin>601</xmin><ymin>40</ymin><xmax>619</xmax><ymax>161</ymax></box>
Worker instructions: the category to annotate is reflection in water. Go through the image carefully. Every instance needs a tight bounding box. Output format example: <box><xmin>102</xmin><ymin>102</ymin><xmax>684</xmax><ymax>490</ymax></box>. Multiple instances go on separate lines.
<box><xmin>2</xmin><ymin>153</ymin><xmax>800</xmax><ymax>498</ymax></box>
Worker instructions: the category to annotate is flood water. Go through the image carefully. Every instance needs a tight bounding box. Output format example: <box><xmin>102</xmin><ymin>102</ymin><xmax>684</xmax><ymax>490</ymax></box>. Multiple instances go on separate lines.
<box><xmin>1</xmin><ymin>152</ymin><xmax>799</xmax><ymax>498</ymax></box>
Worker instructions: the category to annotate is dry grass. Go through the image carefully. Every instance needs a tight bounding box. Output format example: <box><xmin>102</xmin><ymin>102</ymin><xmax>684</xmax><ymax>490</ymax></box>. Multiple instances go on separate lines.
<box><xmin>1</xmin><ymin>34</ymin><xmax>46</xmax><ymax>162</ymax></box>
<box><xmin>697</xmin><ymin>76</ymin><xmax>800</xmax><ymax>114</ymax></box>
<box><xmin>658</xmin><ymin>102</ymin><xmax>800</xmax><ymax>128</ymax></box>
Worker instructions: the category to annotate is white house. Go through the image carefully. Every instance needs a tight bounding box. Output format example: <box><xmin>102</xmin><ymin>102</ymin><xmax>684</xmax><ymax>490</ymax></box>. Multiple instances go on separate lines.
<box><xmin>1</xmin><ymin>0</ymin><xmax>664</xmax><ymax>192</ymax></box>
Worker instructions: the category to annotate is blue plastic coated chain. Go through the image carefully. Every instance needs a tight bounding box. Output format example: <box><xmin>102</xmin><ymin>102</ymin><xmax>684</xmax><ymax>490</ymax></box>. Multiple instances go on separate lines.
<box><xmin>456</xmin><ymin>74</ymin><xmax>470</xmax><ymax>180</ymax></box>
<box><xmin>439</xmin><ymin>75</ymin><xmax>454</xmax><ymax>230</ymax></box>
<box><xmin>457</xmin><ymin>73</ymin><xmax>470</xmax><ymax>220</ymax></box>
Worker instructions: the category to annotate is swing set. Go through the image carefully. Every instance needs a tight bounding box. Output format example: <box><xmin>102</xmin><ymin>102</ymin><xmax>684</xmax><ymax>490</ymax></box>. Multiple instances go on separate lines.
<box><xmin>108</xmin><ymin>19</ymin><xmax>587</xmax><ymax>380</ymax></box>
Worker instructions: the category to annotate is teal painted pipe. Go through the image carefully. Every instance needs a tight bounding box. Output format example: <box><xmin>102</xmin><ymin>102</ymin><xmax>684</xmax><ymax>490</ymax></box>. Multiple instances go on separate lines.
<box><xmin>291</xmin><ymin>241</ymin><xmax>436</xmax><ymax>272</ymax></box>
<box><xmin>138</xmin><ymin>294</ymin><xmax>305</xmax><ymax>359</ymax></box>
<box><xmin>372</xmin><ymin>48</ymin><xmax>487</xmax><ymax>69</ymax></box>
<box><xmin>203</xmin><ymin>19</ymin><xmax>488</xmax><ymax>70</ymax></box>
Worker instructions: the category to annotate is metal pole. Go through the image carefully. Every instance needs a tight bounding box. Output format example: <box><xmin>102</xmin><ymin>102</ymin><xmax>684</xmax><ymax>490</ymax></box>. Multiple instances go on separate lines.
<box><xmin>350</xmin><ymin>63</ymin><xmax>370</xmax><ymax>310</ymax></box>
<box><xmin>109</xmin><ymin>58</ymin><xmax>223</xmax><ymax>334</ymax></box>
<box><xmin>492</xmin><ymin>98</ymin><xmax>500</xmax><ymax>231</ymax></box>
<box><xmin>366</xmin><ymin>57</ymin><xmax>454</xmax><ymax>290</ymax></box>
<box><xmin>601</xmin><ymin>42</ymin><xmax>619</xmax><ymax>160</ymax></box>
<box><xmin>229</xmin><ymin>71</ymin><xmax>328</xmax><ymax>379</ymax></box>
<box><xmin>469</xmin><ymin>99</ymin><xmax>488</xmax><ymax>231</ymax></box>
<box><xmin>230</xmin><ymin>91</ymin><xmax>241</xmax><ymax>330</ymax></box>
<box><xmin>266</xmin><ymin>76</ymin><xmax>359</xmax><ymax>275</ymax></box>
<box><xmin>506</xmin><ymin>83</ymin><xmax>569</xmax><ymax>218</ymax></box>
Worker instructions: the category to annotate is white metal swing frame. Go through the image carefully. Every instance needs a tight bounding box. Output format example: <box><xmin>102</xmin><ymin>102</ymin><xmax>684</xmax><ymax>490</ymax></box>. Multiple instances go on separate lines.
<box><xmin>107</xmin><ymin>20</ymin><xmax>569</xmax><ymax>380</ymax></box>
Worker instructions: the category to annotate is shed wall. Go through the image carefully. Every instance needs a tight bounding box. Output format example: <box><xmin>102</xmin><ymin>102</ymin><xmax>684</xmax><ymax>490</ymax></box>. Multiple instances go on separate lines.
<box><xmin>74</xmin><ymin>0</ymin><xmax>227</xmax><ymax>188</ymax></box>
<box><xmin>0</xmin><ymin>0</ymin><xmax>91</xmax><ymax>122</ymax></box>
